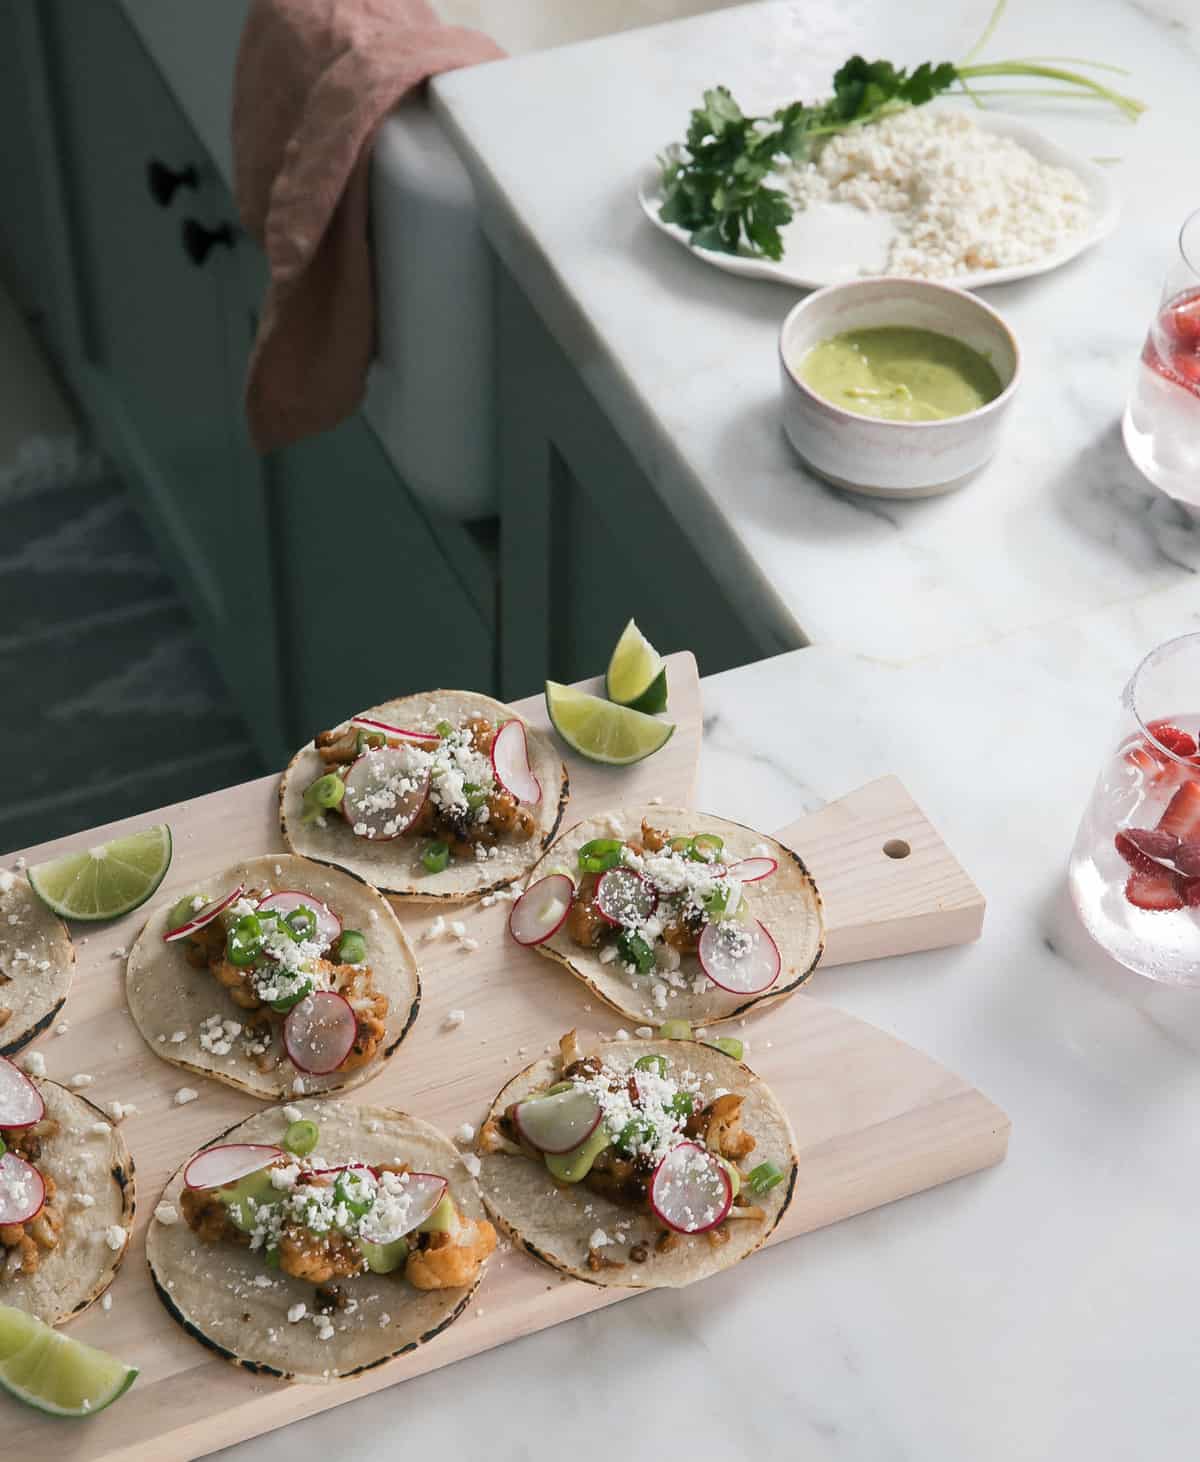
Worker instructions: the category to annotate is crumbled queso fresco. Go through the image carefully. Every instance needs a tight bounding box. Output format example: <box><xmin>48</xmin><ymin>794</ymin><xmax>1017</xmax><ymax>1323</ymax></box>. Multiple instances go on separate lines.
<box><xmin>348</xmin><ymin>730</ymin><xmax>495</xmax><ymax>839</ymax></box>
<box><xmin>569</xmin><ymin>1058</ymin><xmax>702</xmax><ymax>1166</ymax></box>
<box><xmin>616</xmin><ymin>843</ymin><xmax>744</xmax><ymax>985</ymax></box>
<box><xmin>240</xmin><ymin>1166</ymin><xmax>438</xmax><ymax>1252</ymax></box>
<box><xmin>783</xmin><ymin>107</ymin><xmax>1091</xmax><ymax>278</ymax></box>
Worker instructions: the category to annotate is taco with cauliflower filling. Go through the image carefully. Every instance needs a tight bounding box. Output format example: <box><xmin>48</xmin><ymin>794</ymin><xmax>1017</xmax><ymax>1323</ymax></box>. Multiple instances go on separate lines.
<box><xmin>146</xmin><ymin>1099</ymin><xmax>496</xmax><ymax>1382</ymax></box>
<box><xmin>0</xmin><ymin>1057</ymin><xmax>134</xmax><ymax>1323</ymax></box>
<box><xmin>280</xmin><ymin>689</ymin><xmax>569</xmax><ymax>902</ymax></box>
<box><xmin>125</xmin><ymin>854</ymin><xmax>419</xmax><ymax>1100</ymax></box>
<box><xmin>511</xmin><ymin>806</ymin><xmax>823</xmax><ymax>1026</ymax></box>
<box><xmin>477</xmin><ymin>1030</ymin><xmax>796</xmax><ymax>1288</ymax></box>
<box><xmin>0</xmin><ymin>870</ymin><xmax>74</xmax><ymax>1057</ymax></box>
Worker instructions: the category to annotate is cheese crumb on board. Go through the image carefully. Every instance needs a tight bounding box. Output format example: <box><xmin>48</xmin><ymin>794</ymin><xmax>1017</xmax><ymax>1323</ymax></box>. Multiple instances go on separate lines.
<box><xmin>21</xmin><ymin>1051</ymin><xmax>46</xmax><ymax>1078</ymax></box>
<box><xmin>174</xmin><ymin>1087</ymin><xmax>199</xmax><ymax>1106</ymax></box>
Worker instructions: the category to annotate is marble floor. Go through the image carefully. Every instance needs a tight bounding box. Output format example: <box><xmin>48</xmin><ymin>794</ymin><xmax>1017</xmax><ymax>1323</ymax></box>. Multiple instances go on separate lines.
<box><xmin>0</xmin><ymin>282</ymin><xmax>262</xmax><ymax>855</ymax></box>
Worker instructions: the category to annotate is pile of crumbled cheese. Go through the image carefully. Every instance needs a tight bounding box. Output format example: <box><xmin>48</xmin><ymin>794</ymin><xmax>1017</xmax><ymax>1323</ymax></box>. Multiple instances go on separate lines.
<box><xmin>782</xmin><ymin>107</ymin><xmax>1092</xmax><ymax>278</ymax></box>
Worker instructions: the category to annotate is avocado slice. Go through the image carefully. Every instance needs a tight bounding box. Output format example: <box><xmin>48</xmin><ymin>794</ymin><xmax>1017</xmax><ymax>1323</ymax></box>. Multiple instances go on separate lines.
<box><xmin>357</xmin><ymin>1236</ymin><xmax>409</xmax><ymax>1274</ymax></box>
<box><xmin>544</xmin><ymin>1125</ymin><xmax>611</xmax><ymax>1183</ymax></box>
<box><xmin>215</xmin><ymin>1168</ymin><xmax>280</xmax><ymax>1233</ymax></box>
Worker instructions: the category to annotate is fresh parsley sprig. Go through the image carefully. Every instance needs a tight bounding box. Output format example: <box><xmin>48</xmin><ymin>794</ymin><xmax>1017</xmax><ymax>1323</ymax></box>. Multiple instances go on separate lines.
<box><xmin>658</xmin><ymin>3</ymin><xmax>1143</xmax><ymax>263</ymax></box>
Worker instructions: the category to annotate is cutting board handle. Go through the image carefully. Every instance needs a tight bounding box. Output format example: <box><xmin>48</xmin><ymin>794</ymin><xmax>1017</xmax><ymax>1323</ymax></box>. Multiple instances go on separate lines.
<box><xmin>774</xmin><ymin>776</ymin><xmax>985</xmax><ymax>968</ymax></box>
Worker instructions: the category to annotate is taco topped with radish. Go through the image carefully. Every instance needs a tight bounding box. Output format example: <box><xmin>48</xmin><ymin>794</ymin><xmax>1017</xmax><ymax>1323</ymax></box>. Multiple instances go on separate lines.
<box><xmin>0</xmin><ymin>1056</ymin><xmax>134</xmax><ymax>1324</ymax></box>
<box><xmin>125</xmin><ymin>854</ymin><xmax>419</xmax><ymax>1100</ymax></box>
<box><xmin>280</xmin><ymin>690</ymin><xmax>569</xmax><ymax>901</ymax></box>
<box><xmin>509</xmin><ymin>806</ymin><xmax>823</xmax><ymax>1026</ymax></box>
<box><xmin>147</xmin><ymin>1099</ymin><xmax>495</xmax><ymax>1382</ymax></box>
<box><xmin>477</xmin><ymin>1030</ymin><xmax>796</xmax><ymax>1288</ymax></box>
<box><xmin>0</xmin><ymin>869</ymin><xmax>74</xmax><ymax>1058</ymax></box>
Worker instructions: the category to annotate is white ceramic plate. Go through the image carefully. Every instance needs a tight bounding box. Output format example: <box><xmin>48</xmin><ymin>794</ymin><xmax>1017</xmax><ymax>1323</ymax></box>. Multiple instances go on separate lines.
<box><xmin>638</xmin><ymin>109</ymin><xmax>1120</xmax><ymax>291</ymax></box>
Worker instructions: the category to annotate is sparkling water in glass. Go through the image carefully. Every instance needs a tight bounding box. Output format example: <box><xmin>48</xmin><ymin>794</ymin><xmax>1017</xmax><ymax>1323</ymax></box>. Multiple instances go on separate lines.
<box><xmin>1069</xmin><ymin>634</ymin><xmax>1200</xmax><ymax>984</ymax></box>
<box><xmin>1123</xmin><ymin>209</ymin><xmax>1200</xmax><ymax>502</ymax></box>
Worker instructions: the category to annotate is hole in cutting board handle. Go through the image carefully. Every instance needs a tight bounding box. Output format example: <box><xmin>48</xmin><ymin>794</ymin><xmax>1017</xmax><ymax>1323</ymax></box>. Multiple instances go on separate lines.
<box><xmin>882</xmin><ymin>839</ymin><xmax>911</xmax><ymax>860</ymax></box>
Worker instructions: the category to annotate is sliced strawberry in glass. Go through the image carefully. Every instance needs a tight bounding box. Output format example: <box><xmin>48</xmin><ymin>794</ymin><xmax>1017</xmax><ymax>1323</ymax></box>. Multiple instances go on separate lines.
<box><xmin>1124</xmin><ymin>867</ymin><xmax>1184</xmax><ymax>912</ymax></box>
<box><xmin>1157</xmin><ymin>782</ymin><xmax>1200</xmax><ymax>841</ymax></box>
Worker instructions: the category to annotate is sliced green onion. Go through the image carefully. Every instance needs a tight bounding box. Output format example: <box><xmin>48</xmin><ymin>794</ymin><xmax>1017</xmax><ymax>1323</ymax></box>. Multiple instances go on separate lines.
<box><xmin>421</xmin><ymin>841</ymin><xmax>451</xmax><ymax>874</ymax></box>
<box><xmin>616</xmin><ymin>1117</ymin><xmax>655</xmax><ymax>1154</ymax></box>
<box><xmin>616</xmin><ymin>929</ymin><xmax>655</xmax><ymax>975</ymax></box>
<box><xmin>336</xmin><ymin>930</ymin><xmax>367</xmax><ymax>965</ymax></box>
<box><xmin>634</xmin><ymin>1054</ymin><xmax>669</xmax><ymax>1077</ymax></box>
<box><xmin>226</xmin><ymin>914</ymin><xmax>263</xmax><ymax>967</ymax></box>
<box><xmin>283</xmin><ymin>1119</ymin><xmax>319</xmax><ymax>1157</ymax></box>
<box><xmin>746</xmin><ymin>1160</ymin><xmax>785</xmax><ymax>1195</ymax></box>
<box><xmin>265</xmin><ymin>1245</ymin><xmax>281</xmax><ymax>1269</ymax></box>
<box><xmin>702</xmin><ymin>884</ymin><xmax>734</xmax><ymax>920</ymax></box>
<box><xmin>334</xmin><ymin>1170</ymin><xmax>374</xmax><ymax>1218</ymax></box>
<box><xmin>285</xmin><ymin>906</ymin><xmax>318</xmax><ymax>942</ymax></box>
<box><xmin>462</xmin><ymin>783</ymin><xmax>489</xmax><ymax>813</ymax></box>
<box><xmin>269</xmin><ymin>977</ymin><xmax>314</xmax><ymax>1013</ymax></box>
<box><xmin>0</xmin><ymin>1136</ymin><xmax>6</xmax><ymax>1157</ymax></box>
<box><xmin>690</xmin><ymin>833</ymin><xmax>724</xmax><ymax>862</ymax></box>
<box><xmin>668</xmin><ymin>1092</ymin><xmax>694</xmax><ymax>1118</ymax></box>
<box><xmin>301</xmin><ymin>772</ymin><xmax>345</xmax><ymax>824</ymax></box>
<box><xmin>657</xmin><ymin>1019</ymin><xmax>693</xmax><ymax>1041</ymax></box>
<box><xmin>578</xmin><ymin>838</ymin><xmax>624</xmax><ymax>874</ymax></box>
<box><xmin>706</xmin><ymin>1037</ymin><xmax>744</xmax><ymax>1061</ymax></box>
<box><xmin>545</xmin><ymin>1081</ymin><xmax>573</xmax><ymax>1095</ymax></box>
<box><xmin>436</xmin><ymin>720</ymin><xmax>454</xmax><ymax>738</ymax></box>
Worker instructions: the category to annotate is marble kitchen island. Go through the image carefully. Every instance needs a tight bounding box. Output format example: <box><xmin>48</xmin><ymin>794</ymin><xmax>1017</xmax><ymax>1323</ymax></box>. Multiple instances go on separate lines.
<box><xmin>431</xmin><ymin>0</ymin><xmax>1200</xmax><ymax>688</ymax></box>
<box><xmin>225</xmin><ymin>580</ymin><xmax>1200</xmax><ymax>1462</ymax></box>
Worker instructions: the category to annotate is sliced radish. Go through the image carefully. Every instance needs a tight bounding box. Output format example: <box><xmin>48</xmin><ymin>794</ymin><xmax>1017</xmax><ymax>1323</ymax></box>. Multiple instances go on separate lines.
<box><xmin>649</xmin><ymin>1141</ymin><xmax>733</xmax><ymax>1234</ymax></box>
<box><xmin>595</xmin><ymin>868</ymin><xmax>658</xmax><ymax>928</ymax></box>
<box><xmin>256</xmin><ymin>891</ymin><xmax>342</xmax><ymax>948</ymax></box>
<box><xmin>698</xmin><ymin>919</ymin><xmax>781</xmax><ymax>995</ymax></box>
<box><xmin>0</xmin><ymin>1152</ymin><xmax>46</xmax><ymax>1225</ymax></box>
<box><xmin>359</xmin><ymin>1171</ymin><xmax>448</xmax><ymax>1243</ymax></box>
<box><xmin>0</xmin><ymin>1056</ymin><xmax>45</xmax><ymax>1129</ymax></box>
<box><xmin>341</xmin><ymin>746</ymin><xmax>430</xmax><ymax>840</ymax></box>
<box><xmin>509</xmin><ymin>874</ymin><xmax>574</xmax><ymax>947</ymax></box>
<box><xmin>512</xmin><ymin>1088</ymin><xmax>602</xmax><ymax>1154</ymax></box>
<box><xmin>491</xmin><ymin>719</ymin><xmax>541</xmax><ymax>805</ymax></box>
<box><xmin>350</xmin><ymin>715</ymin><xmax>439</xmax><ymax>743</ymax></box>
<box><xmin>284</xmin><ymin>991</ymin><xmax>357</xmax><ymax>1074</ymax></box>
<box><xmin>183</xmin><ymin>1143</ymin><xmax>286</xmax><ymax>1191</ymax></box>
<box><xmin>726</xmin><ymin>856</ymin><xmax>777</xmax><ymax>884</ymax></box>
<box><xmin>164</xmin><ymin>883</ymin><xmax>246</xmax><ymax>943</ymax></box>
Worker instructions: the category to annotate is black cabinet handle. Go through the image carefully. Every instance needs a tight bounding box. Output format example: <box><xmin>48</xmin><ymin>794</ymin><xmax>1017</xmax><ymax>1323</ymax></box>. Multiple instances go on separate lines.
<box><xmin>181</xmin><ymin>219</ymin><xmax>234</xmax><ymax>267</ymax></box>
<box><xmin>147</xmin><ymin>159</ymin><xmax>198</xmax><ymax>208</ymax></box>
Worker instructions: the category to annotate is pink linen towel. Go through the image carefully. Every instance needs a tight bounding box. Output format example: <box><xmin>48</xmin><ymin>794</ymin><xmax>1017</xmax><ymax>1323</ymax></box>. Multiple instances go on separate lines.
<box><xmin>233</xmin><ymin>0</ymin><xmax>504</xmax><ymax>453</ymax></box>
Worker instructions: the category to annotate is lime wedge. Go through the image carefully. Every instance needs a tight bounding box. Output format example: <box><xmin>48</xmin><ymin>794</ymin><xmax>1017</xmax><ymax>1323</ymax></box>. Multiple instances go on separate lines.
<box><xmin>545</xmin><ymin>683</ymin><xmax>674</xmax><ymax>765</ymax></box>
<box><xmin>0</xmin><ymin>1304</ymin><xmax>137</xmax><ymax>1418</ymax></box>
<box><xmin>605</xmin><ymin>620</ymin><xmax>667</xmax><ymax>711</ymax></box>
<box><xmin>28</xmin><ymin>824</ymin><xmax>173</xmax><ymax>922</ymax></box>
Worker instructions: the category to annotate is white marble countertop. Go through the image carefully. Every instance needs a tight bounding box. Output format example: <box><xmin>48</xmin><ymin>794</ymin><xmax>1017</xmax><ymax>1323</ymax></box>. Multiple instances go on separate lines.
<box><xmin>222</xmin><ymin>579</ymin><xmax>1200</xmax><ymax>1462</ymax></box>
<box><xmin>433</xmin><ymin>0</ymin><xmax>1200</xmax><ymax>662</ymax></box>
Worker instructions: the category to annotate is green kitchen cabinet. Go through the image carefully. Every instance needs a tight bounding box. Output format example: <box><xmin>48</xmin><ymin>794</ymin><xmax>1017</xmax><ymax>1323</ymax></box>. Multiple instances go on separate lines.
<box><xmin>0</xmin><ymin>0</ymin><xmax>497</xmax><ymax>766</ymax></box>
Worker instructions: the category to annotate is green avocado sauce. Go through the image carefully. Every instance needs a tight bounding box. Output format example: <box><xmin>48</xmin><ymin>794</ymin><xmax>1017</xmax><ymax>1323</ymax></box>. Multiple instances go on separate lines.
<box><xmin>798</xmin><ymin>326</ymin><xmax>1003</xmax><ymax>423</ymax></box>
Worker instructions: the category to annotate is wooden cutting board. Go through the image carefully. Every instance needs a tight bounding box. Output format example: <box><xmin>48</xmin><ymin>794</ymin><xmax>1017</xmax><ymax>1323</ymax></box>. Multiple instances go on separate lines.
<box><xmin>3</xmin><ymin>653</ymin><xmax>1002</xmax><ymax>1460</ymax></box>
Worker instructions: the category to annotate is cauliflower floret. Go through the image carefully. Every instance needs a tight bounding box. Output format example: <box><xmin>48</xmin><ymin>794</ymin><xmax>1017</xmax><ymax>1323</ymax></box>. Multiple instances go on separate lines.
<box><xmin>404</xmin><ymin>1217</ymin><xmax>496</xmax><ymax>1291</ymax></box>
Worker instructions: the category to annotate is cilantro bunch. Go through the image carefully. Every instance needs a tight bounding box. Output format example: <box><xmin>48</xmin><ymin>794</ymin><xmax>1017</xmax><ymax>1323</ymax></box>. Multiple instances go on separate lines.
<box><xmin>658</xmin><ymin>4</ymin><xmax>1143</xmax><ymax>263</ymax></box>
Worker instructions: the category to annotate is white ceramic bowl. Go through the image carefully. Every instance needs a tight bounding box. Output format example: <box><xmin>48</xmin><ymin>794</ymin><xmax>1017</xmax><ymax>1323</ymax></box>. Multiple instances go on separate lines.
<box><xmin>778</xmin><ymin>278</ymin><xmax>1021</xmax><ymax>497</ymax></box>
